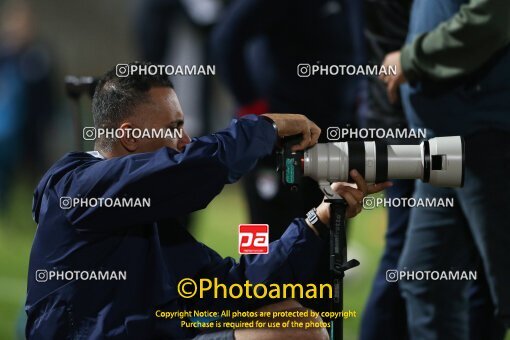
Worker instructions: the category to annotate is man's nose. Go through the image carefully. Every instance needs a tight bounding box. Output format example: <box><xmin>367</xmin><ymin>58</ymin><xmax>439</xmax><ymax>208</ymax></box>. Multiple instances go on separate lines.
<box><xmin>182</xmin><ymin>131</ymin><xmax>191</xmax><ymax>145</ymax></box>
<box><xmin>178</xmin><ymin>132</ymin><xmax>191</xmax><ymax>151</ymax></box>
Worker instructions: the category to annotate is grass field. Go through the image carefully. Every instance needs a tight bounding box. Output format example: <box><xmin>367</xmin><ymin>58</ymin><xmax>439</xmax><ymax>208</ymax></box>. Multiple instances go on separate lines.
<box><xmin>0</xmin><ymin>176</ymin><xmax>35</xmax><ymax>340</ymax></box>
<box><xmin>1</xmin><ymin>177</ymin><xmax>508</xmax><ymax>339</ymax></box>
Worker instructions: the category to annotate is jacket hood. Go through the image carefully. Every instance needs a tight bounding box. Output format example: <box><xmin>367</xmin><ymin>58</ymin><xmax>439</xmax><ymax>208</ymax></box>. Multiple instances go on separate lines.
<box><xmin>32</xmin><ymin>152</ymin><xmax>98</xmax><ymax>224</ymax></box>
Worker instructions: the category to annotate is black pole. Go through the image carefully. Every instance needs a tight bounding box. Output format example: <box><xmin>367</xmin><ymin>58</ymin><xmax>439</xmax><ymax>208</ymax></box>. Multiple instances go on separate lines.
<box><xmin>65</xmin><ymin>76</ymin><xmax>98</xmax><ymax>151</ymax></box>
<box><xmin>326</xmin><ymin>197</ymin><xmax>359</xmax><ymax>340</ymax></box>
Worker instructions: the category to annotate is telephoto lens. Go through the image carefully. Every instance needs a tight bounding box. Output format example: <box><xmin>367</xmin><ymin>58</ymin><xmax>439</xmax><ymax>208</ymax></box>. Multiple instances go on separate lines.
<box><xmin>303</xmin><ymin>136</ymin><xmax>464</xmax><ymax>187</ymax></box>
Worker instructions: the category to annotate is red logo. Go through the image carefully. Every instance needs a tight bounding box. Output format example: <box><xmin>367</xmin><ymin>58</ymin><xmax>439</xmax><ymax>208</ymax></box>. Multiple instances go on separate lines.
<box><xmin>238</xmin><ymin>224</ymin><xmax>269</xmax><ymax>254</ymax></box>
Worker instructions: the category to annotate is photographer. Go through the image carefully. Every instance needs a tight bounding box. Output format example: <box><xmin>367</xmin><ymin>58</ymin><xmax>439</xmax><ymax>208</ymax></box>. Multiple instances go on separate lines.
<box><xmin>25</xmin><ymin>62</ymin><xmax>390</xmax><ymax>339</ymax></box>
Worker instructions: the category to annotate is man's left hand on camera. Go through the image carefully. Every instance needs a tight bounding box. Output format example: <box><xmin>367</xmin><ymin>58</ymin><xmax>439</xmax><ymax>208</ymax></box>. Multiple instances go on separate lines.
<box><xmin>261</xmin><ymin>113</ymin><xmax>321</xmax><ymax>151</ymax></box>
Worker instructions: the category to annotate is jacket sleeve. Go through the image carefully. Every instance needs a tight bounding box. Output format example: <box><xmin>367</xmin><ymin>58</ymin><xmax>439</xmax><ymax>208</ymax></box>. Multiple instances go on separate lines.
<box><xmin>401</xmin><ymin>0</ymin><xmax>510</xmax><ymax>82</ymax></box>
<box><xmin>55</xmin><ymin>115</ymin><xmax>277</xmax><ymax>231</ymax></box>
<box><xmin>188</xmin><ymin>219</ymin><xmax>329</xmax><ymax>311</ymax></box>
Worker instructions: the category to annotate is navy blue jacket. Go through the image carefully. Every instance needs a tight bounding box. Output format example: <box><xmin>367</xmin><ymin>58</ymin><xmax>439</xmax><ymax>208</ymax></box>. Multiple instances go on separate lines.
<box><xmin>26</xmin><ymin>115</ymin><xmax>328</xmax><ymax>339</ymax></box>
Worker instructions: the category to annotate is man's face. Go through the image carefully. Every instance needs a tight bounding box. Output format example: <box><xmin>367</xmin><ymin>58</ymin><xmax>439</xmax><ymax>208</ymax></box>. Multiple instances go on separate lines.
<box><xmin>125</xmin><ymin>86</ymin><xmax>191</xmax><ymax>153</ymax></box>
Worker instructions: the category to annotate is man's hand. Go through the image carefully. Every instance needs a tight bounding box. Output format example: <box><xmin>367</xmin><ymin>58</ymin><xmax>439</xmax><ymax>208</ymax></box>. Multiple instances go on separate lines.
<box><xmin>379</xmin><ymin>51</ymin><xmax>407</xmax><ymax>104</ymax></box>
<box><xmin>315</xmin><ymin>170</ymin><xmax>392</xmax><ymax>225</ymax></box>
<box><xmin>261</xmin><ymin>113</ymin><xmax>321</xmax><ymax>151</ymax></box>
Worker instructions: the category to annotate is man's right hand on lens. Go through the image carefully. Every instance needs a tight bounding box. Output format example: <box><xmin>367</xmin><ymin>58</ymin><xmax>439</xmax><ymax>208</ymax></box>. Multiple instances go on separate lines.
<box><xmin>262</xmin><ymin>113</ymin><xmax>321</xmax><ymax>151</ymax></box>
<box><xmin>314</xmin><ymin>169</ymin><xmax>392</xmax><ymax>227</ymax></box>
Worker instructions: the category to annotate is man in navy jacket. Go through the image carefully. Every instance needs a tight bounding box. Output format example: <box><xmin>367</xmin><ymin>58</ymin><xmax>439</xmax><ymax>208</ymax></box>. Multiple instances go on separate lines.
<box><xmin>26</xmin><ymin>62</ymin><xmax>389</xmax><ymax>339</ymax></box>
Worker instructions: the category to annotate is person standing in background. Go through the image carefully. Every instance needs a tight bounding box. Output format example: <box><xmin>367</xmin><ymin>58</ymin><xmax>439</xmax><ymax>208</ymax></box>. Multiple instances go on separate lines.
<box><xmin>357</xmin><ymin>1</ymin><xmax>414</xmax><ymax>339</ymax></box>
<box><xmin>359</xmin><ymin>1</ymin><xmax>500</xmax><ymax>339</ymax></box>
<box><xmin>134</xmin><ymin>0</ymin><xmax>223</xmax><ymax>136</ymax></box>
<box><xmin>381</xmin><ymin>0</ymin><xmax>510</xmax><ymax>338</ymax></box>
<box><xmin>0</xmin><ymin>1</ymin><xmax>54</xmax><ymax>213</ymax></box>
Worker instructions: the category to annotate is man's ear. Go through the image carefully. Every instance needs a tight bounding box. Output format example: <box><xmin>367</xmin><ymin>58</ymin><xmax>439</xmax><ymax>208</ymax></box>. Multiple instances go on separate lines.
<box><xmin>118</xmin><ymin>122</ymin><xmax>138</xmax><ymax>152</ymax></box>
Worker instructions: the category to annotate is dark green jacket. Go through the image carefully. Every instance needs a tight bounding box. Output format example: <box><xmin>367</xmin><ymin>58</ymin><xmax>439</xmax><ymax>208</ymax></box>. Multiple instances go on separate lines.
<box><xmin>402</xmin><ymin>0</ymin><xmax>510</xmax><ymax>82</ymax></box>
<box><xmin>400</xmin><ymin>0</ymin><xmax>510</xmax><ymax>136</ymax></box>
